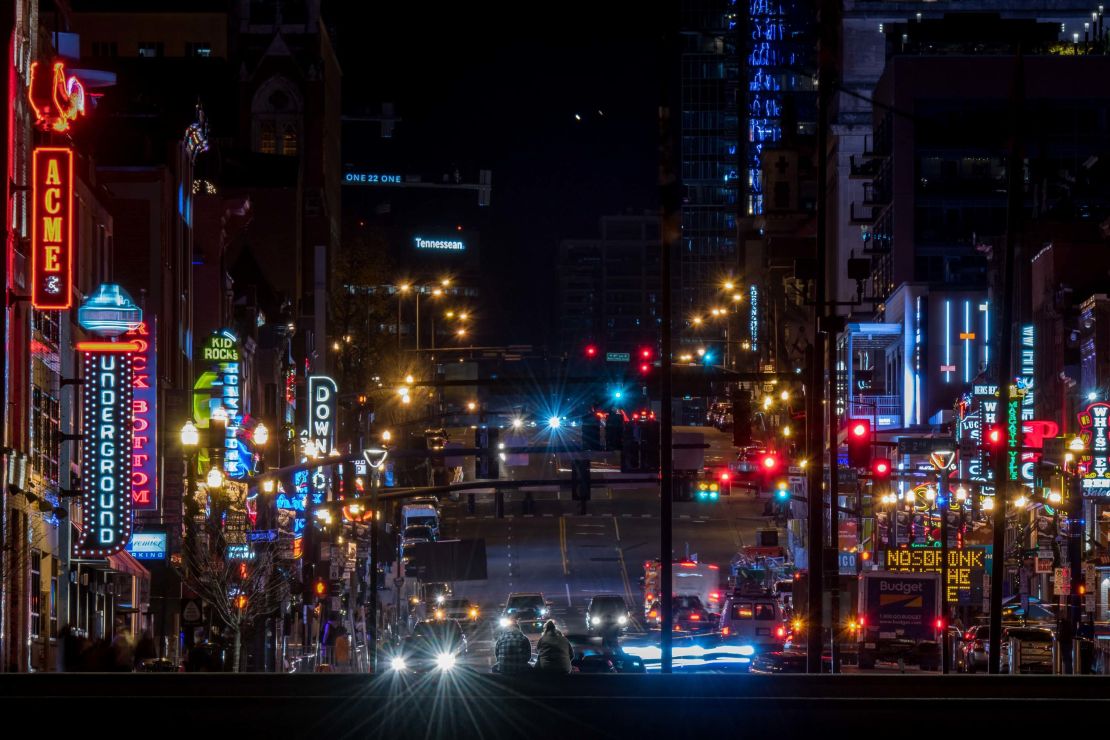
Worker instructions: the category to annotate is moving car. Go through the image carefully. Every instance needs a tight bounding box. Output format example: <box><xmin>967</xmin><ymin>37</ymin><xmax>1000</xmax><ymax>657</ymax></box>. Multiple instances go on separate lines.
<box><xmin>585</xmin><ymin>595</ymin><xmax>631</xmax><ymax>633</ymax></box>
<box><xmin>749</xmin><ymin>650</ymin><xmax>831</xmax><ymax>674</ymax></box>
<box><xmin>390</xmin><ymin>618</ymin><xmax>468</xmax><ymax>673</ymax></box>
<box><xmin>646</xmin><ymin>595</ymin><xmax>714</xmax><ymax>632</ymax></box>
<box><xmin>499</xmin><ymin>592</ymin><xmax>551</xmax><ymax>633</ymax></box>
<box><xmin>718</xmin><ymin>592</ymin><xmax>787</xmax><ymax>649</ymax></box>
<box><xmin>439</xmin><ymin>598</ymin><xmax>480</xmax><ymax>623</ymax></box>
<box><xmin>401</xmin><ymin>501</ymin><xmax>440</xmax><ymax>537</ymax></box>
<box><xmin>403</xmin><ymin>524</ymin><xmax>437</xmax><ymax>544</ymax></box>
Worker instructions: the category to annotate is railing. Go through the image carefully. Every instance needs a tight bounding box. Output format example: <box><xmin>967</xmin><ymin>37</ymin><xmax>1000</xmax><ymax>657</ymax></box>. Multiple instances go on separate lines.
<box><xmin>848</xmin><ymin>395</ymin><xmax>901</xmax><ymax>420</ymax></box>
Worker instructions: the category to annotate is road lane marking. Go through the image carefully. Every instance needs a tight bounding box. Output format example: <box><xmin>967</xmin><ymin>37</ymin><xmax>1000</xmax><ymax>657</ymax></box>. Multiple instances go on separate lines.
<box><xmin>559</xmin><ymin>516</ymin><xmax>569</xmax><ymax>576</ymax></box>
<box><xmin>613</xmin><ymin>516</ymin><xmax>635</xmax><ymax>605</ymax></box>
<box><xmin>565</xmin><ymin>583</ymin><xmax>572</xmax><ymax>606</ymax></box>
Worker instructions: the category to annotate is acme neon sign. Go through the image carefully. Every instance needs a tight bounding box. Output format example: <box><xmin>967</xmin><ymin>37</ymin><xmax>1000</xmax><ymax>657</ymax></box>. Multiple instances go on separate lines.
<box><xmin>31</xmin><ymin>147</ymin><xmax>74</xmax><ymax>309</ymax></box>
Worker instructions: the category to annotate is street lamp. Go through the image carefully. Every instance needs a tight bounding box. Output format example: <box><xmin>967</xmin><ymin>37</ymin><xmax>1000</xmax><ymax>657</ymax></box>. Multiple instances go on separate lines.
<box><xmin>253</xmin><ymin>422</ymin><xmax>269</xmax><ymax>447</ymax></box>
<box><xmin>206</xmin><ymin>466</ymin><xmax>224</xmax><ymax>490</ymax></box>
<box><xmin>181</xmin><ymin>420</ymin><xmax>200</xmax><ymax>449</ymax></box>
<box><xmin>1069</xmin><ymin>436</ymin><xmax>1087</xmax><ymax>453</ymax></box>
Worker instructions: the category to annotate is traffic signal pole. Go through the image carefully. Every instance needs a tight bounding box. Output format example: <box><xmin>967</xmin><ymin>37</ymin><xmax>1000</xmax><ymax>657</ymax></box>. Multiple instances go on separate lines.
<box><xmin>659</xmin><ymin>9</ymin><xmax>678</xmax><ymax>673</ymax></box>
<box><xmin>989</xmin><ymin>51</ymin><xmax>1023</xmax><ymax>675</ymax></box>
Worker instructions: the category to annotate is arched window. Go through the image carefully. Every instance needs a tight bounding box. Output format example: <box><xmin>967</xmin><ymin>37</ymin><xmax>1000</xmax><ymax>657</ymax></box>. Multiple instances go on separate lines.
<box><xmin>251</xmin><ymin>75</ymin><xmax>302</xmax><ymax>156</ymax></box>
<box><xmin>281</xmin><ymin>125</ymin><xmax>298</xmax><ymax>157</ymax></box>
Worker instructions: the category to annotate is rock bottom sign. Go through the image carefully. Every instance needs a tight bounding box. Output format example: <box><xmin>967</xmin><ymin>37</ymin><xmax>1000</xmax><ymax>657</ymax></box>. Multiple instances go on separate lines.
<box><xmin>77</xmin><ymin>348</ymin><xmax>135</xmax><ymax>558</ymax></box>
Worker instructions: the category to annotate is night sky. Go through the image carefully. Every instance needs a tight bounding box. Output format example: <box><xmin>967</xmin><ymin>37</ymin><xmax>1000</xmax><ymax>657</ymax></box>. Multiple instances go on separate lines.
<box><xmin>333</xmin><ymin>3</ymin><xmax>660</xmax><ymax>347</ymax></box>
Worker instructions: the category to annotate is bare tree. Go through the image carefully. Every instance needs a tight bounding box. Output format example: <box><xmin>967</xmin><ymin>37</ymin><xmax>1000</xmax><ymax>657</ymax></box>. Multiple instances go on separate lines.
<box><xmin>177</xmin><ymin>485</ymin><xmax>292</xmax><ymax>672</ymax></box>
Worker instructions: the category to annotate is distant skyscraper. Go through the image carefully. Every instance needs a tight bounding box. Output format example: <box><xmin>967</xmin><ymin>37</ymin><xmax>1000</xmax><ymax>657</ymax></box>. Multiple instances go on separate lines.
<box><xmin>678</xmin><ymin>0</ymin><xmax>741</xmax><ymax>323</ymax></box>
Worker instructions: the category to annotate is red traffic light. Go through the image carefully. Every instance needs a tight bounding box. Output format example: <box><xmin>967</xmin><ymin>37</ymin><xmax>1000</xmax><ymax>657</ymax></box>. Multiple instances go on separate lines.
<box><xmin>639</xmin><ymin>347</ymin><xmax>653</xmax><ymax>360</ymax></box>
<box><xmin>585</xmin><ymin>344</ymin><xmax>598</xmax><ymax>358</ymax></box>
<box><xmin>760</xmin><ymin>453</ymin><xmax>779</xmax><ymax>471</ymax></box>
<box><xmin>639</xmin><ymin>362</ymin><xmax>651</xmax><ymax>375</ymax></box>
<box><xmin>718</xmin><ymin>470</ymin><xmax>731</xmax><ymax>483</ymax></box>
<box><xmin>850</xmin><ymin>420</ymin><xmax>870</xmax><ymax>438</ymax></box>
<box><xmin>846</xmin><ymin>419</ymin><xmax>872</xmax><ymax>467</ymax></box>
<box><xmin>872</xmin><ymin>458</ymin><xmax>891</xmax><ymax>478</ymax></box>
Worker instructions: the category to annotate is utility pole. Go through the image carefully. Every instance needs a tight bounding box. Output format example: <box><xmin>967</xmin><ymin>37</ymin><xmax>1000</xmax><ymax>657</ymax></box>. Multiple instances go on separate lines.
<box><xmin>940</xmin><ymin>466</ymin><xmax>951</xmax><ymax>674</ymax></box>
<box><xmin>659</xmin><ymin>2</ymin><xmax>680</xmax><ymax>674</ymax></box>
<box><xmin>989</xmin><ymin>50</ymin><xmax>1024</xmax><ymax>675</ymax></box>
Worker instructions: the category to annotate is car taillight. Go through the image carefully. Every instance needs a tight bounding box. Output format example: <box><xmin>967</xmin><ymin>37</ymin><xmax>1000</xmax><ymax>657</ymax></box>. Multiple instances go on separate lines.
<box><xmin>858</xmin><ymin>616</ymin><xmax>865</xmax><ymax>628</ymax></box>
<box><xmin>776</xmin><ymin>626</ymin><xmax>786</xmax><ymax>638</ymax></box>
<box><xmin>648</xmin><ymin>610</ymin><xmax>658</xmax><ymax>619</ymax></box>
<box><xmin>709</xmin><ymin>591</ymin><xmax>720</xmax><ymax>602</ymax></box>
<box><xmin>689</xmin><ymin>613</ymin><xmax>701</xmax><ymax>621</ymax></box>
<box><xmin>722</xmin><ymin>626</ymin><xmax>730</xmax><ymax>636</ymax></box>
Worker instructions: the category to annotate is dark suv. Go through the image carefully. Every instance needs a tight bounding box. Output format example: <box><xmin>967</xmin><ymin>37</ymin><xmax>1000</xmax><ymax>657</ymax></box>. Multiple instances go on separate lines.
<box><xmin>586</xmin><ymin>595</ymin><xmax>631</xmax><ymax>633</ymax></box>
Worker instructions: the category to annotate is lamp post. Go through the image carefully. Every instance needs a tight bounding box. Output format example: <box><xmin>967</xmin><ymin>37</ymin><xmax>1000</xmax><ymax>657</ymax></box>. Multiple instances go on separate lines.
<box><xmin>181</xmin><ymin>421</ymin><xmax>200</xmax><ymax>524</ymax></box>
<box><xmin>396</xmin><ymin>284</ymin><xmax>411</xmax><ymax>349</ymax></box>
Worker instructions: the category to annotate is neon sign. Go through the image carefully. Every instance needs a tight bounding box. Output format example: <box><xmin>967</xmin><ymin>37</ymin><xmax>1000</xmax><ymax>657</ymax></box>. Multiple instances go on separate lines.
<box><xmin>124</xmin><ymin>321</ymin><xmax>157</xmax><ymax>510</ymax></box>
<box><xmin>78</xmin><ymin>284</ymin><xmax>142</xmax><ymax>336</ymax></box>
<box><xmin>200</xmin><ymin>333</ymin><xmax>241</xmax><ymax>362</ymax></box>
<box><xmin>1078</xmin><ymin>401</ymin><xmax>1110</xmax><ymax>495</ymax></box>
<box><xmin>31</xmin><ymin>147</ymin><xmax>74</xmax><ymax>309</ymax></box>
<box><xmin>76</xmin><ymin>348</ymin><xmax>135</xmax><ymax>558</ymax></box>
<box><xmin>413</xmin><ymin>237</ymin><xmax>465</xmax><ymax>251</ymax></box>
<box><xmin>27</xmin><ymin>61</ymin><xmax>85</xmax><ymax>133</ymax></box>
<box><xmin>343</xmin><ymin>171</ymin><xmax>403</xmax><ymax>184</ymax></box>
<box><xmin>879</xmin><ymin>548</ymin><xmax>986</xmax><ymax>604</ymax></box>
<box><xmin>197</xmin><ymin>331</ymin><xmax>248</xmax><ymax>480</ymax></box>
<box><xmin>308</xmin><ymin>376</ymin><xmax>338</xmax><ymax>453</ymax></box>
<box><xmin>749</xmin><ymin>285</ymin><xmax>759</xmax><ymax>352</ymax></box>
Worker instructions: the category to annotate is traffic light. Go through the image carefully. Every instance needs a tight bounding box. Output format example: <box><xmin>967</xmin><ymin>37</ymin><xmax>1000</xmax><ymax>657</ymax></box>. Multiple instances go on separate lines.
<box><xmin>696</xmin><ymin>480</ymin><xmax>720</xmax><ymax>502</ymax></box>
<box><xmin>847</xmin><ymin>419</ymin><xmax>872</xmax><ymax>467</ymax></box>
<box><xmin>638</xmin><ymin>346</ymin><xmax>653</xmax><ymax>376</ymax></box>
<box><xmin>872</xmin><ymin>457</ymin><xmax>892</xmax><ymax>495</ymax></box>
<box><xmin>773</xmin><ymin>480</ymin><xmax>791</xmax><ymax>521</ymax></box>
<box><xmin>585</xmin><ymin>344</ymin><xmax>598</xmax><ymax>359</ymax></box>
<box><xmin>758</xmin><ymin>452</ymin><xmax>780</xmax><ymax>492</ymax></box>
<box><xmin>717</xmin><ymin>469</ymin><xmax>732</xmax><ymax>496</ymax></box>
<box><xmin>313</xmin><ymin>577</ymin><xmax>327</xmax><ymax>599</ymax></box>
<box><xmin>475</xmin><ymin>427</ymin><xmax>501</xmax><ymax>479</ymax></box>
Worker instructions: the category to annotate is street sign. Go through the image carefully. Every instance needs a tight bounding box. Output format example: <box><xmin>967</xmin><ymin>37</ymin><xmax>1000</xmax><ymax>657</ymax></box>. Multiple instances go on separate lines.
<box><xmin>1054</xmin><ymin>567</ymin><xmax>1071</xmax><ymax>596</ymax></box>
<box><xmin>182</xmin><ymin>599</ymin><xmax>202</xmax><ymax>625</ymax></box>
<box><xmin>247</xmin><ymin>529</ymin><xmax>278</xmax><ymax>542</ymax></box>
<box><xmin>606</xmin><ymin>352</ymin><xmax>630</xmax><ymax>362</ymax></box>
<box><xmin>838</xmin><ymin>551</ymin><xmax>857</xmax><ymax>574</ymax></box>
<box><xmin>1035</xmin><ymin>552</ymin><xmax>1053</xmax><ymax>574</ymax></box>
<box><xmin>898</xmin><ymin>437</ymin><xmax>951</xmax><ymax>455</ymax></box>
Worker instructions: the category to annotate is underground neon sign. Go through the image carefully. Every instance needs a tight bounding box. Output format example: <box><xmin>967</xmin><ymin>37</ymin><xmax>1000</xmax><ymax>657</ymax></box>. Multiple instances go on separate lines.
<box><xmin>76</xmin><ymin>346</ymin><xmax>136</xmax><ymax>557</ymax></box>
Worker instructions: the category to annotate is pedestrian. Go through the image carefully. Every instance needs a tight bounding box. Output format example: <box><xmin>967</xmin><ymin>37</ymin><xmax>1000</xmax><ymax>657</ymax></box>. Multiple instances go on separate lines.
<box><xmin>535</xmin><ymin>620</ymin><xmax>573</xmax><ymax>674</ymax></box>
<box><xmin>494</xmin><ymin>620</ymin><xmax>532</xmax><ymax>674</ymax></box>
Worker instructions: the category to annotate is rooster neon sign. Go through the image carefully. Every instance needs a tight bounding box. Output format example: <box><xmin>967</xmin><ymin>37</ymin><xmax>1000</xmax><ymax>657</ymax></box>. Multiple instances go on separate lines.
<box><xmin>27</xmin><ymin>61</ymin><xmax>86</xmax><ymax>133</ymax></box>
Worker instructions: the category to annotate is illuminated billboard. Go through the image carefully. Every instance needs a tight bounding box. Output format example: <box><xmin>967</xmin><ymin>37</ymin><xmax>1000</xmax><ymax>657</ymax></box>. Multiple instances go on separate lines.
<box><xmin>878</xmin><ymin>547</ymin><xmax>987</xmax><ymax>605</ymax></box>
<box><xmin>125</xmin><ymin>321</ymin><xmax>157</xmax><ymax>510</ymax></box>
<box><xmin>76</xmin><ymin>345</ymin><xmax>136</xmax><ymax>558</ymax></box>
<box><xmin>413</xmin><ymin>237</ymin><xmax>465</xmax><ymax>252</ymax></box>
<box><xmin>1078</xmin><ymin>401</ymin><xmax>1110</xmax><ymax>495</ymax></box>
<box><xmin>31</xmin><ymin>147</ymin><xmax>74</xmax><ymax>309</ymax></box>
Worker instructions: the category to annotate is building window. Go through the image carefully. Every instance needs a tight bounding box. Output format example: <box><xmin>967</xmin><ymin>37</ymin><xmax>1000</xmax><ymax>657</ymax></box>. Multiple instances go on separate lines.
<box><xmin>30</xmin><ymin>550</ymin><xmax>42</xmax><ymax>638</ymax></box>
<box><xmin>259</xmin><ymin>121</ymin><xmax>277</xmax><ymax>154</ymax></box>
<box><xmin>31</xmin><ymin>385</ymin><xmax>60</xmax><ymax>486</ymax></box>
<box><xmin>91</xmin><ymin>41</ymin><xmax>117</xmax><ymax>57</ymax></box>
<box><xmin>281</xmin><ymin>125</ymin><xmax>298</xmax><ymax>157</ymax></box>
<box><xmin>50</xmin><ymin>563</ymin><xmax>58</xmax><ymax>639</ymax></box>
<box><xmin>186</xmin><ymin>42</ymin><xmax>212</xmax><ymax>58</ymax></box>
<box><xmin>137</xmin><ymin>42</ymin><xmax>164</xmax><ymax>58</ymax></box>
<box><xmin>32</xmin><ymin>308</ymin><xmax>60</xmax><ymax>346</ymax></box>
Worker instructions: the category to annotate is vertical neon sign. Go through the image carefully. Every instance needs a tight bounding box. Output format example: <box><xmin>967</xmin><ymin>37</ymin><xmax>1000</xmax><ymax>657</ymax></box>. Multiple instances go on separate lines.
<box><xmin>31</xmin><ymin>147</ymin><xmax>74</xmax><ymax>309</ymax></box>
<box><xmin>124</xmin><ymin>321</ymin><xmax>157</xmax><ymax>510</ymax></box>
<box><xmin>1078</xmin><ymin>401</ymin><xmax>1110</xmax><ymax>495</ymax></box>
<box><xmin>76</xmin><ymin>344</ymin><xmax>136</xmax><ymax>557</ymax></box>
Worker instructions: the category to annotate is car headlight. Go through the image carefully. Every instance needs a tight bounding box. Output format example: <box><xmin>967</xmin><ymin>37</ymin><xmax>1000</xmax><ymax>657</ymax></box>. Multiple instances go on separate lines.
<box><xmin>618</xmin><ymin>615</ymin><xmax>628</xmax><ymax>626</ymax></box>
<box><xmin>434</xmin><ymin>609</ymin><xmax>445</xmax><ymax>620</ymax></box>
<box><xmin>390</xmin><ymin>656</ymin><xmax>407</xmax><ymax>671</ymax></box>
<box><xmin>435</xmin><ymin>652</ymin><xmax>456</xmax><ymax>671</ymax></box>
<box><xmin>436</xmin><ymin>595</ymin><xmax>445</xmax><ymax>604</ymax></box>
<box><xmin>499</xmin><ymin>617</ymin><xmax>511</xmax><ymax>628</ymax></box>
<box><xmin>591</xmin><ymin>616</ymin><xmax>601</xmax><ymax>626</ymax></box>
<box><xmin>539</xmin><ymin>608</ymin><xmax>547</xmax><ymax>616</ymax></box>
<box><xmin>468</xmin><ymin>608</ymin><xmax>479</xmax><ymax>619</ymax></box>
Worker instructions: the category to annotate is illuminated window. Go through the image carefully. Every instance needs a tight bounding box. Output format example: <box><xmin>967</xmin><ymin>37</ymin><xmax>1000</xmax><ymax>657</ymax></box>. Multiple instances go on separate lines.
<box><xmin>30</xmin><ymin>550</ymin><xmax>41</xmax><ymax>638</ymax></box>
<box><xmin>137</xmin><ymin>42</ymin><xmax>164</xmax><ymax>58</ymax></box>
<box><xmin>32</xmin><ymin>308</ymin><xmax>60</xmax><ymax>346</ymax></box>
<box><xmin>31</xmin><ymin>385</ymin><xmax>60</xmax><ymax>485</ymax></box>
<box><xmin>281</xmin><ymin>125</ymin><xmax>298</xmax><ymax>157</ymax></box>
<box><xmin>259</xmin><ymin>122</ymin><xmax>277</xmax><ymax>154</ymax></box>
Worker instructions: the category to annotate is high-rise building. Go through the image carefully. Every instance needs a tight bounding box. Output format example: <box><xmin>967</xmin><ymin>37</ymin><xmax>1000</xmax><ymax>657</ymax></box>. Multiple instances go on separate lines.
<box><xmin>678</xmin><ymin>0</ymin><xmax>741</xmax><ymax>322</ymax></box>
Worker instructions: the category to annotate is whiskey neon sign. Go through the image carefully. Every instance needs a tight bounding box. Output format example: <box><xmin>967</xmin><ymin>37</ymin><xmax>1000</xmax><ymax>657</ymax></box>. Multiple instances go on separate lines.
<box><xmin>31</xmin><ymin>147</ymin><xmax>74</xmax><ymax>309</ymax></box>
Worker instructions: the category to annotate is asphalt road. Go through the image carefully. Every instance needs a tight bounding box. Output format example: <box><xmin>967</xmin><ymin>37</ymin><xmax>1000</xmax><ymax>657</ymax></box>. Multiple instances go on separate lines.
<box><xmin>395</xmin><ymin>427</ymin><xmax>778</xmax><ymax>667</ymax></box>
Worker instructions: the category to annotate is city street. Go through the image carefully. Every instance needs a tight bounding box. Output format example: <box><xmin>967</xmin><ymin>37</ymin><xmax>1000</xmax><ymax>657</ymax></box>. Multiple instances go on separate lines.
<box><xmin>390</xmin><ymin>428</ymin><xmax>775</xmax><ymax>666</ymax></box>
